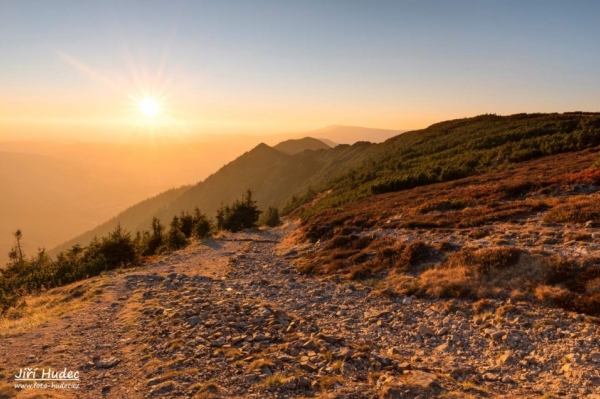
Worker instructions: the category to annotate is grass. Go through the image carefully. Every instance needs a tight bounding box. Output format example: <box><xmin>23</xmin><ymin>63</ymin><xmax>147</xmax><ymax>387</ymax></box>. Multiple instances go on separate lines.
<box><xmin>0</xmin><ymin>278</ymin><xmax>105</xmax><ymax>338</ymax></box>
<box><xmin>318</xmin><ymin>375</ymin><xmax>344</xmax><ymax>389</ymax></box>
<box><xmin>264</xmin><ymin>373</ymin><xmax>287</xmax><ymax>387</ymax></box>
<box><xmin>295</xmin><ymin>147</ymin><xmax>600</xmax><ymax>315</ymax></box>
<box><xmin>192</xmin><ymin>381</ymin><xmax>222</xmax><ymax>398</ymax></box>
<box><xmin>544</xmin><ymin>196</ymin><xmax>600</xmax><ymax>224</ymax></box>
<box><xmin>247</xmin><ymin>359</ymin><xmax>274</xmax><ymax>371</ymax></box>
<box><xmin>331</xmin><ymin>360</ymin><xmax>343</xmax><ymax>373</ymax></box>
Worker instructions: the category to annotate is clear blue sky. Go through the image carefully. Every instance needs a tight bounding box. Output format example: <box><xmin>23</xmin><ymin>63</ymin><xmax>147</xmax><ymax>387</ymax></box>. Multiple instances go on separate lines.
<box><xmin>1</xmin><ymin>0</ymin><xmax>599</xmax><ymax>140</ymax></box>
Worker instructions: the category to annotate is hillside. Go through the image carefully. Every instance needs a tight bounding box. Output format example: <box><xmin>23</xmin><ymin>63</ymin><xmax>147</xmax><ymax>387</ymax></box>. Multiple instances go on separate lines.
<box><xmin>273</xmin><ymin>137</ymin><xmax>330</xmax><ymax>155</ymax></box>
<box><xmin>3</xmin><ymin>224</ymin><xmax>599</xmax><ymax>398</ymax></box>
<box><xmin>0</xmin><ymin>141</ymin><xmax>257</xmax><ymax>262</ymax></box>
<box><xmin>51</xmin><ymin>141</ymin><xmax>372</xmax><ymax>254</ymax></box>
<box><xmin>53</xmin><ymin>113</ymin><xmax>600</xmax><ymax>257</ymax></box>
<box><xmin>6</xmin><ymin>126</ymin><xmax>394</xmax><ymax>261</ymax></box>
<box><xmin>5</xmin><ymin>115</ymin><xmax>600</xmax><ymax>399</ymax></box>
<box><xmin>299</xmin><ymin>112</ymin><xmax>600</xmax><ymax>216</ymax></box>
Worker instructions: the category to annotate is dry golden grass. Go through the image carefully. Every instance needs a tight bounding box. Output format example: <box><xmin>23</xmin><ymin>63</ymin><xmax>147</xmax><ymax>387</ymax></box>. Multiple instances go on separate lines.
<box><xmin>534</xmin><ymin>285</ymin><xmax>571</xmax><ymax>303</ymax></box>
<box><xmin>544</xmin><ymin>195</ymin><xmax>600</xmax><ymax>224</ymax></box>
<box><xmin>0</xmin><ymin>278</ymin><xmax>106</xmax><ymax>338</ymax></box>
<box><xmin>264</xmin><ymin>372</ymin><xmax>287</xmax><ymax>387</ymax></box>
<box><xmin>247</xmin><ymin>358</ymin><xmax>274</xmax><ymax>371</ymax></box>
<box><xmin>318</xmin><ymin>375</ymin><xmax>344</xmax><ymax>389</ymax></box>
<box><xmin>192</xmin><ymin>381</ymin><xmax>222</xmax><ymax>399</ymax></box>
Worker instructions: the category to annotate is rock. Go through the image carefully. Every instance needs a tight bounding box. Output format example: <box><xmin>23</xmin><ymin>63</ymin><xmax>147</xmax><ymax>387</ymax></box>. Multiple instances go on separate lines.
<box><xmin>316</xmin><ymin>332</ymin><xmax>337</xmax><ymax>344</ymax></box>
<box><xmin>419</xmin><ymin>325</ymin><xmax>435</xmax><ymax>336</ymax></box>
<box><xmin>341</xmin><ymin>362</ymin><xmax>353</xmax><ymax>374</ymax></box>
<box><xmin>101</xmin><ymin>385</ymin><xmax>111</xmax><ymax>395</ymax></box>
<box><xmin>332</xmin><ymin>347</ymin><xmax>353</xmax><ymax>360</ymax></box>
<box><xmin>379</xmin><ymin>383</ymin><xmax>405</xmax><ymax>399</ymax></box>
<box><xmin>449</xmin><ymin>365</ymin><xmax>475</xmax><ymax>380</ymax></box>
<box><xmin>260</xmin><ymin>366</ymin><xmax>272</xmax><ymax>376</ymax></box>
<box><xmin>186</xmin><ymin>316</ymin><xmax>200</xmax><ymax>327</ymax></box>
<box><xmin>436</xmin><ymin>326</ymin><xmax>449</xmax><ymax>336</ymax></box>
<box><xmin>483</xmin><ymin>372</ymin><xmax>497</xmax><ymax>381</ymax></box>
<box><xmin>402</xmin><ymin>297</ymin><xmax>413</xmax><ymax>305</ymax></box>
<box><xmin>300</xmin><ymin>361</ymin><xmax>318</xmax><ymax>372</ymax></box>
<box><xmin>297</xmin><ymin>376</ymin><xmax>311</xmax><ymax>388</ymax></box>
<box><xmin>396</xmin><ymin>362</ymin><xmax>411</xmax><ymax>372</ymax></box>
<box><xmin>282</xmin><ymin>376</ymin><xmax>298</xmax><ymax>390</ymax></box>
<box><xmin>502</xmin><ymin>375</ymin><xmax>513</xmax><ymax>383</ymax></box>
<box><xmin>406</xmin><ymin>370</ymin><xmax>438</xmax><ymax>389</ymax></box>
<box><xmin>95</xmin><ymin>357</ymin><xmax>120</xmax><ymax>369</ymax></box>
<box><xmin>244</xmin><ymin>374</ymin><xmax>258</xmax><ymax>383</ymax></box>
<box><xmin>498</xmin><ymin>350</ymin><xmax>515</xmax><ymax>365</ymax></box>
<box><xmin>491</xmin><ymin>330</ymin><xmax>507</xmax><ymax>341</ymax></box>
<box><xmin>436</xmin><ymin>342</ymin><xmax>451</xmax><ymax>352</ymax></box>
<box><xmin>386</xmin><ymin>347</ymin><xmax>401</xmax><ymax>357</ymax></box>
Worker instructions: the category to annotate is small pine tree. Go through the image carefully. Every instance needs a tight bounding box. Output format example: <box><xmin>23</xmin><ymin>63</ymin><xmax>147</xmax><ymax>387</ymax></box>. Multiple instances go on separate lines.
<box><xmin>192</xmin><ymin>207</ymin><xmax>212</xmax><ymax>238</ymax></box>
<box><xmin>260</xmin><ymin>207</ymin><xmax>281</xmax><ymax>227</ymax></box>
<box><xmin>96</xmin><ymin>224</ymin><xmax>137</xmax><ymax>268</ymax></box>
<box><xmin>179</xmin><ymin>211</ymin><xmax>195</xmax><ymax>238</ymax></box>
<box><xmin>216</xmin><ymin>190</ymin><xmax>262</xmax><ymax>232</ymax></box>
<box><xmin>165</xmin><ymin>216</ymin><xmax>188</xmax><ymax>251</ymax></box>
<box><xmin>143</xmin><ymin>217</ymin><xmax>164</xmax><ymax>256</ymax></box>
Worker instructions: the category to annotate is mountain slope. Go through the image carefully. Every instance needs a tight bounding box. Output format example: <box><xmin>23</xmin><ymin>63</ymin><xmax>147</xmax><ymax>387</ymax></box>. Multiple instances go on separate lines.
<box><xmin>53</xmin><ymin>113</ymin><xmax>600</xmax><ymax>256</ymax></box>
<box><xmin>51</xmin><ymin>141</ymin><xmax>371</xmax><ymax>253</ymax></box>
<box><xmin>273</xmin><ymin>137</ymin><xmax>330</xmax><ymax>155</ymax></box>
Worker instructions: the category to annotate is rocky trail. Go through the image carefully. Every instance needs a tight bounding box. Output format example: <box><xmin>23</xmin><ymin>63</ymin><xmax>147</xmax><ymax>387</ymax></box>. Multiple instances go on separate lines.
<box><xmin>1</xmin><ymin>223</ymin><xmax>600</xmax><ymax>398</ymax></box>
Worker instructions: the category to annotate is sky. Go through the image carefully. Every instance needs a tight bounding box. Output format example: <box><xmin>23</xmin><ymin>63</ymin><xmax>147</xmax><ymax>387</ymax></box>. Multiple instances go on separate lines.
<box><xmin>1</xmin><ymin>0</ymin><xmax>599</xmax><ymax>141</ymax></box>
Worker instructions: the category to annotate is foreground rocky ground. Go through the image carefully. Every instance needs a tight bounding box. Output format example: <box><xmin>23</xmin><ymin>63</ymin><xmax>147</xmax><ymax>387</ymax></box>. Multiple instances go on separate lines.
<box><xmin>1</xmin><ymin>223</ymin><xmax>599</xmax><ymax>398</ymax></box>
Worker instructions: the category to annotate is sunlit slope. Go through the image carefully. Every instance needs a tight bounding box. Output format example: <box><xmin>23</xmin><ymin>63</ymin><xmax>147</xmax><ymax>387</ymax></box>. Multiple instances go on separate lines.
<box><xmin>52</xmin><ymin>141</ymin><xmax>372</xmax><ymax>253</ymax></box>
<box><xmin>53</xmin><ymin>113</ymin><xmax>600</xmax><ymax>256</ymax></box>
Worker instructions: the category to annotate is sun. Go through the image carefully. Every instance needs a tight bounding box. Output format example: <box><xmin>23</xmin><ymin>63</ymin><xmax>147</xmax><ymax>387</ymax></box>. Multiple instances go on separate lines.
<box><xmin>139</xmin><ymin>97</ymin><xmax>160</xmax><ymax>118</ymax></box>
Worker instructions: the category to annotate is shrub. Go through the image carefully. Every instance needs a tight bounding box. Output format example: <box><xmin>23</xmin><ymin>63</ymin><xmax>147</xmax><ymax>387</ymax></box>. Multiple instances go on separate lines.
<box><xmin>89</xmin><ymin>224</ymin><xmax>137</xmax><ymax>268</ymax></box>
<box><xmin>260</xmin><ymin>207</ymin><xmax>281</xmax><ymax>227</ymax></box>
<box><xmin>141</xmin><ymin>217</ymin><xmax>165</xmax><ymax>256</ymax></box>
<box><xmin>216</xmin><ymin>189</ymin><xmax>262</xmax><ymax>232</ymax></box>
<box><xmin>179</xmin><ymin>211</ymin><xmax>195</xmax><ymax>238</ymax></box>
<box><xmin>449</xmin><ymin>247</ymin><xmax>521</xmax><ymax>274</ymax></box>
<box><xmin>0</xmin><ymin>226</ymin><xmax>138</xmax><ymax>314</ymax></box>
<box><xmin>165</xmin><ymin>216</ymin><xmax>189</xmax><ymax>251</ymax></box>
<box><xmin>192</xmin><ymin>207</ymin><xmax>212</xmax><ymax>239</ymax></box>
<box><xmin>544</xmin><ymin>197</ymin><xmax>600</xmax><ymax>224</ymax></box>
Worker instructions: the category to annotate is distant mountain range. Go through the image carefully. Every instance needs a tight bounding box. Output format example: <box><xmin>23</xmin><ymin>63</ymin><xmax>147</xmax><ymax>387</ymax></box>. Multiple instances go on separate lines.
<box><xmin>2</xmin><ymin>125</ymin><xmax>402</xmax><ymax>261</ymax></box>
<box><xmin>51</xmin><ymin>113</ymin><xmax>600</xmax><ymax>257</ymax></box>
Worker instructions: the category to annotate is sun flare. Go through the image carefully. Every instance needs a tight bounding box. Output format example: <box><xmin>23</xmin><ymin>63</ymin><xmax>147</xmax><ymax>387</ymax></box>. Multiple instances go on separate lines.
<box><xmin>139</xmin><ymin>97</ymin><xmax>160</xmax><ymax>118</ymax></box>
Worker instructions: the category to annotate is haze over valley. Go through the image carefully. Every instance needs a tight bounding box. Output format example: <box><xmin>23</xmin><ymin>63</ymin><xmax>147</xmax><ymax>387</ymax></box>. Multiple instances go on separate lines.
<box><xmin>0</xmin><ymin>126</ymin><xmax>401</xmax><ymax>260</ymax></box>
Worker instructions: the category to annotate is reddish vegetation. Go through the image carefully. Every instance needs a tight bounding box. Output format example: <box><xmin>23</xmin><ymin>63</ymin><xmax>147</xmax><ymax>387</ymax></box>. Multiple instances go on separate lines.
<box><xmin>296</xmin><ymin>147</ymin><xmax>600</xmax><ymax>315</ymax></box>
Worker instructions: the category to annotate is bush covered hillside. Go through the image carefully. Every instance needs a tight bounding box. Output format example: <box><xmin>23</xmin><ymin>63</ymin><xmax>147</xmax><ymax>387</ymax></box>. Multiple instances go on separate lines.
<box><xmin>297</xmin><ymin>147</ymin><xmax>600</xmax><ymax>315</ymax></box>
<box><xmin>0</xmin><ymin>191</ymin><xmax>261</xmax><ymax>313</ymax></box>
<box><xmin>300</xmin><ymin>112</ymin><xmax>600</xmax><ymax>216</ymax></box>
<box><xmin>54</xmin><ymin>113</ymin><xmax>600</xmax><ymax>256</ymax></box>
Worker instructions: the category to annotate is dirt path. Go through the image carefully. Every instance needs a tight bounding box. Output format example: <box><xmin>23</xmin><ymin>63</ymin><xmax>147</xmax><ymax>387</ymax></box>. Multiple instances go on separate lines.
<box><xmin>1</xmin><ymin>223</ymin><xmax>599</xmax><ymax>398</ymax></box>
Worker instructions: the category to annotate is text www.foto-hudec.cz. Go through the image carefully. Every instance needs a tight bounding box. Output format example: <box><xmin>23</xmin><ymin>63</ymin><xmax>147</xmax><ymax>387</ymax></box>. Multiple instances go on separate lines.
<box><xmin>14</xmin><ymin>367</ymin><xmax>80</xmax><ymax>390</ymax></box>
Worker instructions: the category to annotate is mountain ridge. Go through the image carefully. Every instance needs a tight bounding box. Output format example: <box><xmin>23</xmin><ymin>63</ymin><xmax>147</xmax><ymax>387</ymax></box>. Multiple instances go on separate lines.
<box><xmin>51</xmin><ymin>113</ymin><xmax>600</xmax><ymax>256</ymax></box>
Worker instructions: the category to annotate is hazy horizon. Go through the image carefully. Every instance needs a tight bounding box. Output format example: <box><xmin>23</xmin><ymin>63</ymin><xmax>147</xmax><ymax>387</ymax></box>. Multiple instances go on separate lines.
<box><xmin>3</xmin><ymin>1</ymin><xmax>600</xmax><ymax>143</ymax></box>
